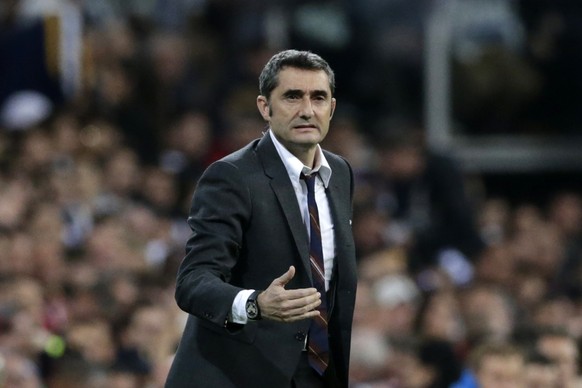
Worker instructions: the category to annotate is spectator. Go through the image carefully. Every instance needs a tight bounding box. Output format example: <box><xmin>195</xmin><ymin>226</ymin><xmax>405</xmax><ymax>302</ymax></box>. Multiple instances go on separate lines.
<box><xmin>415</xmin><ymin>290</ymin><xmax>466</xmax><ymax>346</ymax></box>
<box><xmin>368</xmin><ymin>118</ymin><xmax>486</xmax><ymax>278</ymax></box>
<box><xmin>0</xmin><ymin>350</ymin><xmax>43</xmax><ymax>388</ymax></box>
<box><xmin>460</xmin><ymin>283</ymin><xmax>517</xmax><ymax>347</ymax></box>
<box><xmin>524</xmin><ymin>351</ymin><xmax>560</xmax><ymax>388</ymax></box>
<box><xmin>535</xmin><ymin>326</ymin><xmax>582</xmax><ymax>388</ymax></box>
<box><xmin>387</xmin><ymin>336</ymin><xmax>463</xmax><ymax>388</ymax></box>
<box><xmin>467</xmin><ymin>341</ymin><xmax>526</xmax><ymax>388</ymax></box>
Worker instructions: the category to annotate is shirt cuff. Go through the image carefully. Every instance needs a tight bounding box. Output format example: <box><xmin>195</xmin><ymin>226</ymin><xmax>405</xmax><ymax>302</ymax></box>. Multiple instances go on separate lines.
<box><xmin>230</xmin><ymin>289</ymin><xmax>255</xmax><ymax>324</ymax></box>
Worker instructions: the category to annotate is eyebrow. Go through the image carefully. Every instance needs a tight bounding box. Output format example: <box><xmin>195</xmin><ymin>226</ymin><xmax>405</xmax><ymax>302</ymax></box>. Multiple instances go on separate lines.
<box><xmin>282</xmin><ymin>89</ymin><xmax>329</xmax><ymax>98</ymax></box>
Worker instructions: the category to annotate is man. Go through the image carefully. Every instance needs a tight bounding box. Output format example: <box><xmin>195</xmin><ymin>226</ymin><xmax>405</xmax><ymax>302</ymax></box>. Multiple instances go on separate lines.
<box><xmin>165</xmin><ymin>50</ymin><xmax>358</xmax><ymax>387</ymax></box>
<box><xmin>370</xmin><ymin>119</ymin><xmax>485</xmax><ymax>278</ymax></box>
<box><xmin>524</xmin><ymin>352</ymin><xmax>560</xmax><ymax>388</ymax></box>
<box><xmin>468</xmin><ymin>341</ymin><xmax>525</xmax><ymax>388</ymax></box>
<box><xmin>536</xmin><ymin>326</ymin><xmax>582</xmax><ymax>388</ymax></box>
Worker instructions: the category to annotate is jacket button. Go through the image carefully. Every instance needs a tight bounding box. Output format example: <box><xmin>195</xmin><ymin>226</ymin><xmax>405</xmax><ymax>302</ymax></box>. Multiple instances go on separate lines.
<box><xmin>295</xmin><ymin>331</ymin><xmax>306</xmax><ymax>341</ymax></box>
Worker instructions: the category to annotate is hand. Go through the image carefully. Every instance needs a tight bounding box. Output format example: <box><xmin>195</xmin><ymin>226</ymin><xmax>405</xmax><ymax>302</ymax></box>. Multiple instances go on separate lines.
<box><xmin>258</xmin><ymin>266</ymin><xmax>321</xmax><ymax>322</ymax></box>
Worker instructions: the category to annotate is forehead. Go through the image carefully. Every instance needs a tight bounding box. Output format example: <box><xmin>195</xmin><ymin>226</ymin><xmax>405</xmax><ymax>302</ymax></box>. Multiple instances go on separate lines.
<box><xmin>274</xmin><ymin>67</ymin><xmax>331</xmax><ymax>93</ymax></box>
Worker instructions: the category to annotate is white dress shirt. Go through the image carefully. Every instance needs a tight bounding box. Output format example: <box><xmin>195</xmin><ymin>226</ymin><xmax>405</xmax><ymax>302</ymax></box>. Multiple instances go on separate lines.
<box><xmin>230</xmin><ymin>130</ymin><xmax>336</xmax><ymax>324</ymax></box>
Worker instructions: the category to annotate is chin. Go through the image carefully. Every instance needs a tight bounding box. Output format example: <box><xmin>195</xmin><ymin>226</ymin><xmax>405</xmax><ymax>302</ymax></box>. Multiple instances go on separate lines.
<box><xmin>295</xmin><ymin>132</ymin><xmax>323</xmax><ymax>143</ymax></box>
<box><xmin>294</xmin><ymin>139</ymin><xmax>321</xmax><ymax>148</ymax></box>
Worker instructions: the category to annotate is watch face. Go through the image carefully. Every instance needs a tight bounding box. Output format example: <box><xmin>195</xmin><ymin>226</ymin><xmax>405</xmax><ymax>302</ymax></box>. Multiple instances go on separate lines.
<box><xmin>246</xmin><ymin>301</ymin><xmax>258</xmax><ymax>319</ymax></box>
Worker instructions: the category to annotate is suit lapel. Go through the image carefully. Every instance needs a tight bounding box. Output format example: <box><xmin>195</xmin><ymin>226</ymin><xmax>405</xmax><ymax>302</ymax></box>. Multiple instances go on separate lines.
<box><xmin>256</xmin><ymin>135</ymin><xmax>313</xmax><ymax>282</ymax></box>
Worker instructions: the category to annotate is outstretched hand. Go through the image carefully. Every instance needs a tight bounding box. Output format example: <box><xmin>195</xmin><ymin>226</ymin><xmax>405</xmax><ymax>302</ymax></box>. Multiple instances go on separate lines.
<box><xmin>258</xmin><ymin>266</ymin><xmax>321</xmax><ymax>322</ymax></box>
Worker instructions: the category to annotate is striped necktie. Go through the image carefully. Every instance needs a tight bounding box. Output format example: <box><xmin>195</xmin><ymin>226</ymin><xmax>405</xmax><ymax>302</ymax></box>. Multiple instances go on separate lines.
<box><xmin>301</xmin><ymin>173</ymin><xmax>329</xmax><ymax>375</ymax></box>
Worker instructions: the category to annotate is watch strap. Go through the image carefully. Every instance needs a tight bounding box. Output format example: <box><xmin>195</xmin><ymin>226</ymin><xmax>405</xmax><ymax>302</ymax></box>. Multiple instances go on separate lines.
<box><xmin>246</xmin><ymin>290</ymin><xmax>262</xmax><ymax>320</ymax></box>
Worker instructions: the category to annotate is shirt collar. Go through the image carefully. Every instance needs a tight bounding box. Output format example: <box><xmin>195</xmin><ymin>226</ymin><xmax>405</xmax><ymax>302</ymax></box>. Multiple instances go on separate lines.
<box><xmin>269</xmin><ymin>129</ymin><xmax>332</xmax><ymax>188</ymax></box>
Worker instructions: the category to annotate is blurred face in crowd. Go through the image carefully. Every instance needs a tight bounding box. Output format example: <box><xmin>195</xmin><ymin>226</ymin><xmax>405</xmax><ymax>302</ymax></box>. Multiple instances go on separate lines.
<box><xmin>105</xmin><ymin>148</ymin><xmax>140</xmax><ymax>195</ymax></box>
<box><xmin>391</xmin><ymin>350</ymin><xmax>436</xmax><ymax>388</ymax></box>
<box><xmin>548</xmin><ymin>192</ymin><xmax>582</xmax><ymax>237</ymax></box>
<box><xmin>257</xmin><ymin>67</ymin><xmax>335</xmax><ymax>164</ymax></box>
<box><xmin>537</xmin><ymin>335</ymin><xmax>579</xmax><ymax>386</ymax></box>
<box><xmin>1</xmin><ymin>352</ymin><xmax>42</xmax><ymax>388</ymax></box>
<box><xmin>68</xmin><ymin>320</ymin><xmax>115</xmax><ymax>366</ymax></box>
<box><xmin>379</xmin><ymin>146</ymin><xmax>425</xmax><ymax>181</ymax></box>
<box><xmin>476</xmin><ymin>353</ymin><xmax>525</xmax><ymax>388</ymax></box>
<box><xmin>461</xmin><ymin>286</ymin><xmax>515</xmax><ymax>343</ymax></box>
<box><xmin>419</xmin><ymin>291</ymin><xmax>465</xmax><ymax>343</ymax></box>
<box><xmin>524</xmin><ymin>361</ymin><xmax>559</xmax><ymax>388</ymax></box>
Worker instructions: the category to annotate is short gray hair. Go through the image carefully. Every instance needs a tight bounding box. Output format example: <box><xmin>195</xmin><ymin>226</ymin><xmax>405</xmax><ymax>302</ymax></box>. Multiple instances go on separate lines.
<box><xmin>258</xmin><ymin>50</ymin><xmax>335</xmax><ymax>99</ymax></box>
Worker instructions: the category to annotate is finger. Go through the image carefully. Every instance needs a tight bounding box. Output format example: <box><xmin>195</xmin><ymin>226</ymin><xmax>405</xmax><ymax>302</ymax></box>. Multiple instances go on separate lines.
<box><xmin>277</xmin><ymin>304</ymin><xmax>322</xmax><ymax>322</ymax></box>
<box><xmin>292</xmin><ymin>296</ymin><xmax>322</xmax><ymax>314</ymax></box>
<box><xmin>280</xmin><ymin>287</ymin><xmax>319</xmax><ymax>301</ymax></box>
<box><xmin>272</xmin><ymin>266</ymin><xmax>295</xmax><ymax>288</ymax></box>
<box><xmin>273</xmin><ymin>293</ymin><xmax>322</xmax><ymax>318</ymax></box>
<box><xmin>290</xmin><ymin>309</ymin><xmax>321</xmax><ymax>322</ymax></box>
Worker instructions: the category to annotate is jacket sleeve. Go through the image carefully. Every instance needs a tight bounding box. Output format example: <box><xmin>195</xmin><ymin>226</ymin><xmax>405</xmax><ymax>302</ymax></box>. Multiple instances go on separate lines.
<box><xmin>174</xmin><ymin>160</ymin><xmax>251</xmax><ymax>327</ymax></box>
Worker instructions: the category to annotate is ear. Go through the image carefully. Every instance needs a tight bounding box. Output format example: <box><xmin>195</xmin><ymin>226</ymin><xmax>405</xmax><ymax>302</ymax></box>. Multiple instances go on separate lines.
<box><xmin>330</xmin><ymin>97</ymin><xmax>337</xmax><ymax>120</ymax></box>
<box><xmin>257</xmin><ymin>95</ymin><xmax>270</xmax><ymax>121</ymax></box>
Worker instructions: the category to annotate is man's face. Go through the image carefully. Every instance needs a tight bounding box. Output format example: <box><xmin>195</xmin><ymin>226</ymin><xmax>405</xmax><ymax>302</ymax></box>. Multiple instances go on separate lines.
<box><xmin>537</xmin><ymin>336</ymin><xmax>579</xmax><ymax>384</ymax></box>
<box><xmin>477</xmin><ymin>354</ymin><xmax>525</xmax><ymax>388</ymax></box>
<box><xmin>380</xmin><ymin>147</ymin><xmax>425</xmax><ymax>181</ymax></box>
<box><xmin>257</xmin><ymin>67</ymin><xmax>336</xmax><ymax>153</ymax></box>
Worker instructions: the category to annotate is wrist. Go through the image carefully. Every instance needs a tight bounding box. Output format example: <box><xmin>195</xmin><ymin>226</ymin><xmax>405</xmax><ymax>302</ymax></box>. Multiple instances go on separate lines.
<box><xmin>245</xmin><ymin>290</ymin><xmax>263</xmax><ymax>320</ymax></box>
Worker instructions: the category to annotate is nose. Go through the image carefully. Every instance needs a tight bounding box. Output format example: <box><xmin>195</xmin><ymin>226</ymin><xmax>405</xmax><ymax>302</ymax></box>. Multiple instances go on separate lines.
<box><xmin>298</xmin><ymin>97</ymin><xmax>314</xmax><ymax>119</ymax></box>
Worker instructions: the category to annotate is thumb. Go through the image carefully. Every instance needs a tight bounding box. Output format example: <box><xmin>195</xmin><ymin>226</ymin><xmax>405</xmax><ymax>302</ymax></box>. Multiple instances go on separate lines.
<box><xmin>272</xmin><ymin>266</ymin><xmax>295</xmax><ymax>288</ymax></box>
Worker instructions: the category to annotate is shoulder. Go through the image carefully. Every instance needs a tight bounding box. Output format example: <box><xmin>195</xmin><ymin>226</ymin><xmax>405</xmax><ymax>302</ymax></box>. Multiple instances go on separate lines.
<box><xmin>323</xmin><ymin>149</ymin><xmax>354</xmax><ymax>198</ymax></box>
<box><xmin>199</xmin><ymin>136</ymin><xmax>273</xmax><ymax>190</ymax></box>
<box><xmin>323</xmin><ymin>149</ymin><xmax>353</xmax><ymax>181</ymax></box>
<box><xmin>323</xmin><ymin>149</ymin><xmax>352</xmax><ymax>171</ymax></box>
<box><xmin>200</xmin><ymin>137</ymin><xmax>263</xmax><ymax>178</ymax></box>
<box><xmin>218</xmin><ymin>138</ymin><xmax>262</xmax><ymax>166</ymax></box>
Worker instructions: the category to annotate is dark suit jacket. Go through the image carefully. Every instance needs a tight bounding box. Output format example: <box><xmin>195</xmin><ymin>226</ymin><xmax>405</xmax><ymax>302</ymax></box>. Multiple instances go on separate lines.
<box><xmin>165</xmin><ymin>133</ymin><xmax>357</xmax><ymax>387</ymax></box>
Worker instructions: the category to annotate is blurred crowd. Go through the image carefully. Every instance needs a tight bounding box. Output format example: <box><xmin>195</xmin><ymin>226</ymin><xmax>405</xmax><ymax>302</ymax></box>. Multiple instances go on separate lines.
<box><xmin>1</xmin><ymin>0</ymin><xmax>582</xmax><ymax>387</ymax></box>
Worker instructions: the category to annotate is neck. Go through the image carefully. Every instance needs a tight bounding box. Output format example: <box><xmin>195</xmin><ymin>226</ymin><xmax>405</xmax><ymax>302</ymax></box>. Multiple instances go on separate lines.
<box><xmin>269</xmin><ymin>130</ymin><xmax>319</xmax><ymax>168</ymax></box>
<box><xmin>292</xmin><ymin>146</ymin><xmax>317</xmax><ymax>168</ymax></box>
<box><xmin>278</xmin><ymin>140</ymin><xmax>318</xmax><ymax>168</ymax></box>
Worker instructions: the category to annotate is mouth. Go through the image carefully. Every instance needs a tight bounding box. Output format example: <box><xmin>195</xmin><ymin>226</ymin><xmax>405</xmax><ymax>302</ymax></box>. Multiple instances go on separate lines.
<box><xmin>293</xmin><ymin>124</ymin><xmax>319</xmax><ymax>131</ymax></box>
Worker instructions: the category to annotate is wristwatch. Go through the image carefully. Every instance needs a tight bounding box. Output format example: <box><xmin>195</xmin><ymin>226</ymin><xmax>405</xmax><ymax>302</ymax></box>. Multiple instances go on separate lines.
<box><xmin>245</xmin><ymin>290</ymin><xmax>262</xmax><ymax>320</ymax></box>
